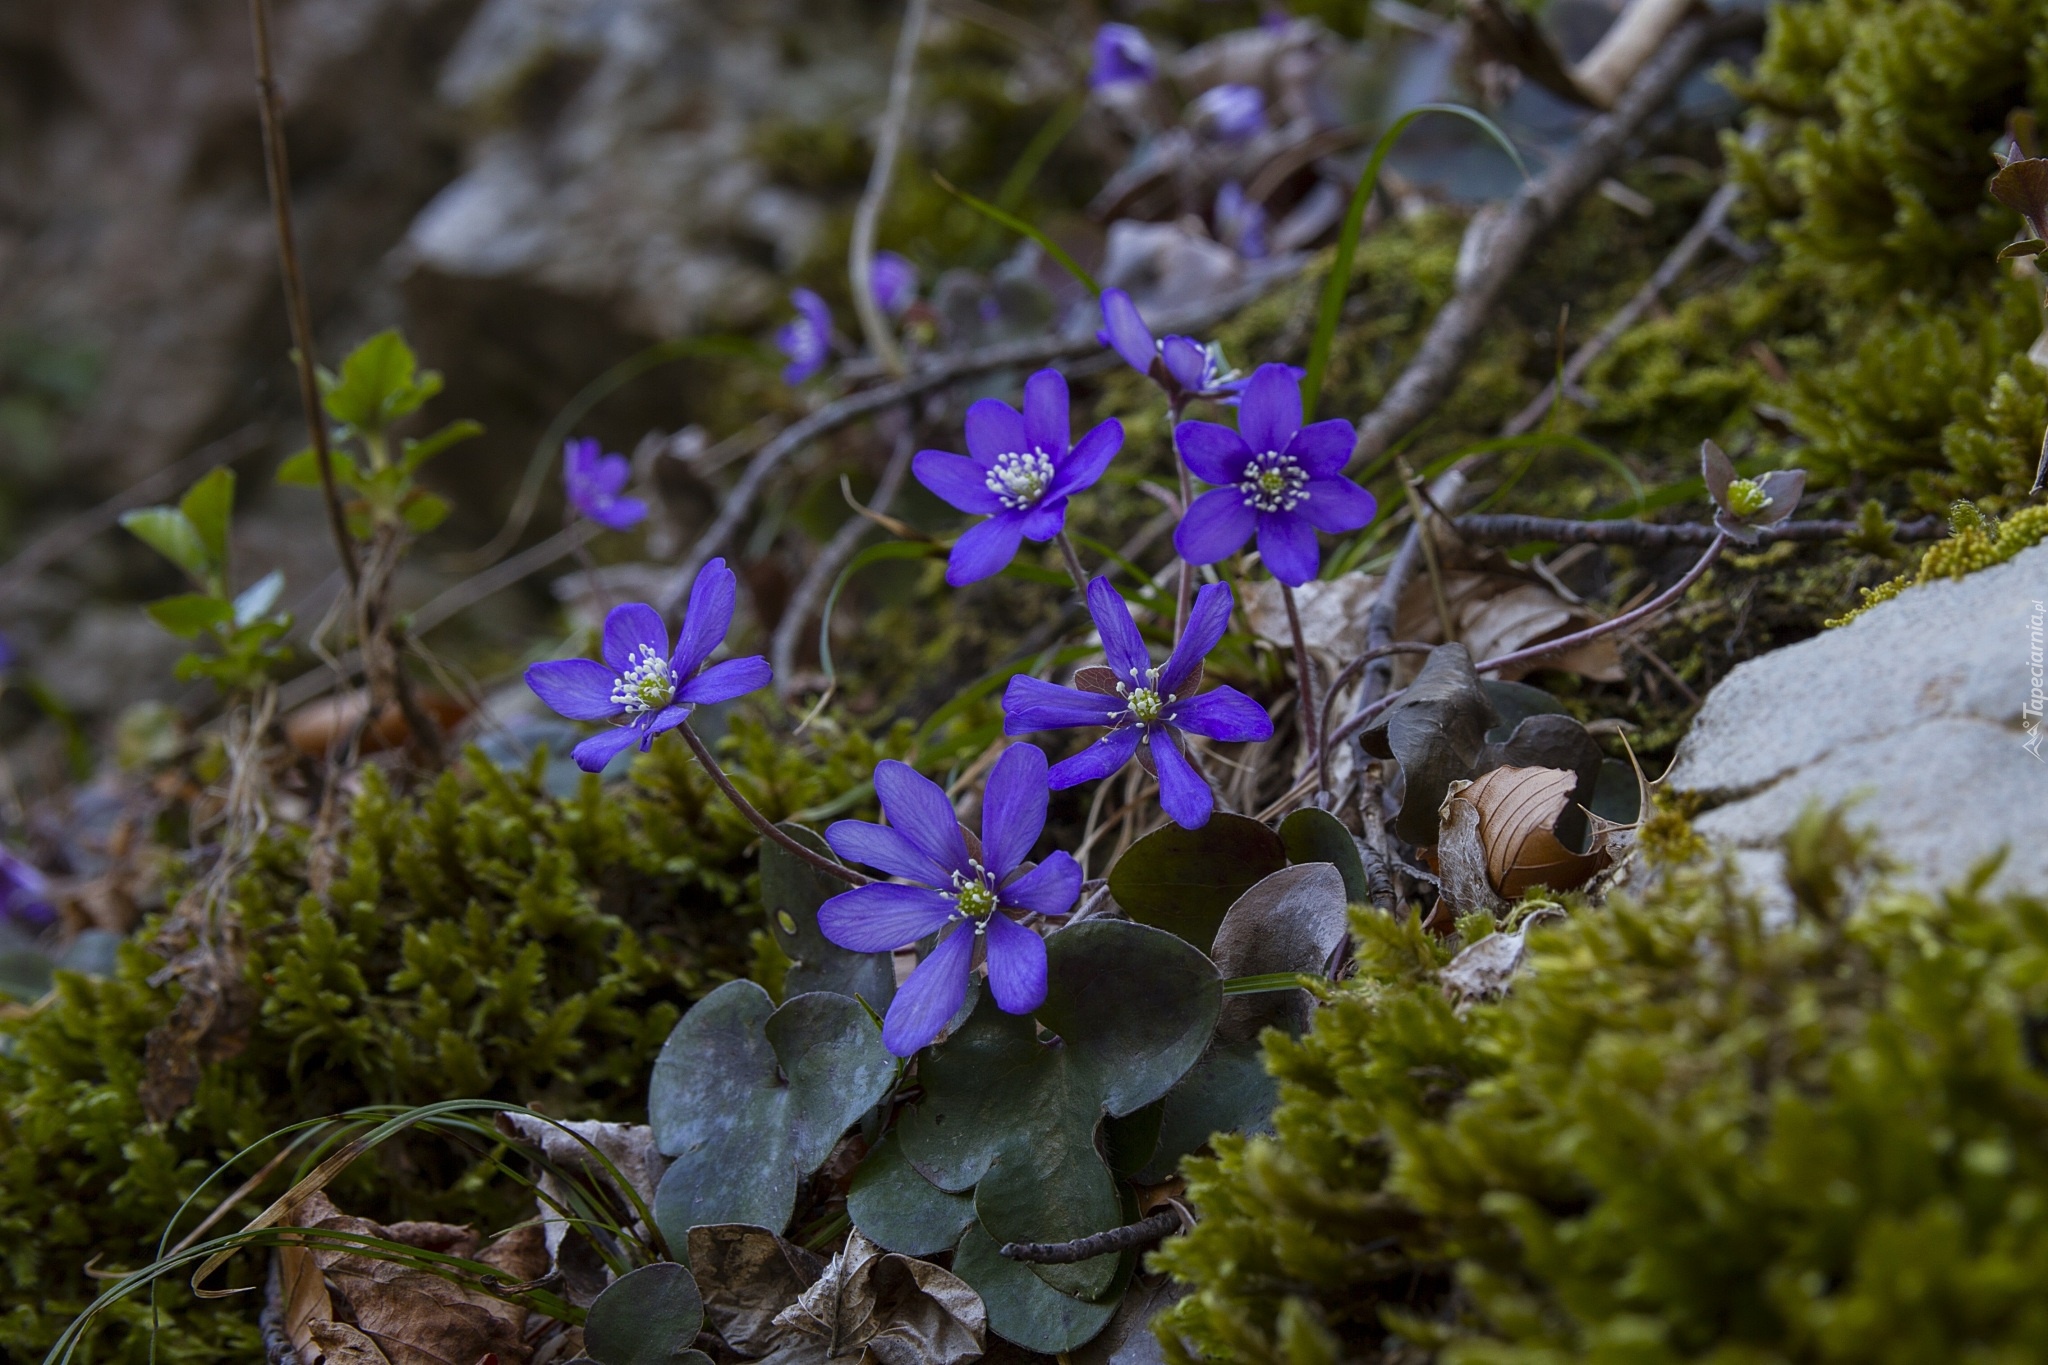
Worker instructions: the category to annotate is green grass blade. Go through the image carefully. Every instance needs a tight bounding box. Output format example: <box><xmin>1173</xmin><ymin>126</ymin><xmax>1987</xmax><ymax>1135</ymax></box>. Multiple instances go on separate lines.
<box><xmin>933</xmin><ymin>172</ymin><xmax>1099</xmax><ymax>296</ymax></box>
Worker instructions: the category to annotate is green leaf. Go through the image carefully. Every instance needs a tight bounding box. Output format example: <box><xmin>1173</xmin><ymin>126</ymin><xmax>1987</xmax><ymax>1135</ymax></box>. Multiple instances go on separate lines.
<box><xmin>584</xmin><ymin>1262</ymin><xmax>712</xmax><ymax>1365</ymax></box>
<box><xmin>761</xmin><ymin>823</ymin><xmax>896</xmax><ymax>1007</ymax></box>
<box><xmin>953</xmin><ymin>1224</ymin><xmax>1116</xmax><ymax>1355</ymax></box>
<box><xmin>177</xmin><ymin>467</ymin><xmax>234</xmax><ymax>572</ymax></box>
<box><xmin>119</xmin><ymin>507</ymin><xmax>211</xmax><ymax>583</ymax></box>
<box><xmin>1360</xmin><ymin>644</ymin><xmax>1500</xmax><ymax>846</ymax></box>
<box><xmin>1480</xmin><ymin>678</ymin><xmax>1570</xmax><ymax>742</ymax></box>
<box><xmin>649</xmin><ymin>982</ymin><xmax>895</xmax><ymax>1246</ymax></box>
<box><xmin>846</xmin><ymin>1134</ymin><xmax>975</xmax><ymax>1256</ymax></box>
<box><xmin>1208</xmin><ymin>864</ymin><xmax>1348</xmax><ymax>1046</ymax></box>
<box><xmin>401</xmin><ymin>492</ymin><xmax>452</xmax><ymax>534</ymax></box>
<box><xmin>1590</xmin><ymin>757</ymin><xmax>1642</xmax><ymax>825</ymax></box>
<box><xmin>231</xmin><ymin>570</ymin><xmax>286</xmax><ymax>628</ymax></box>
<box><xmin>1279</xmin><ymin>807</ymin><xmax>1370</xmax><ymax>906</ymax></box>
<box><xmin>401</xmin><ymin>418</ymin><xmax>483</xmax><ymax>473</ymax></box>
<box><xmin>1998</xmin><ymin>238</ymin><xmax>2047</xmax><ymax>260</ymax></box>
<box><xmin>145</xmin><ymin>593</ymin><xmax>233</xmax><ymax>639</ymax></box>
<box><xmin>1106</xmin><ymin>814</ymin><xmax>1287</xmax><ymax>953</ymax></box>
<box><xmin>897</xmin><ymin>921</ymin><xmax>1220</xmax><ymax>1299</ymax></box>
<box><xmin>1134</xmin><ymin>1040</ymin><xmax>1276</xmax><ymax>1185</ymax></box>
<box><xmin>275</xmin><ymin>446</ymin><xmax>362</xmax><ymax>490</ymax></box>
<box><xmin>322</xmin><ymin>328</ymin><xmax>440</xmax><ymax>432</ymax></box>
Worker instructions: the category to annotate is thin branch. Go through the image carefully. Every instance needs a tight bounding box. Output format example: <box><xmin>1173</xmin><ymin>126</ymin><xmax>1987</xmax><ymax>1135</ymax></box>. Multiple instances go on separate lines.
<box><xmin>653</xmin><ymin>274</ymin><xmax>1297</xmax><ymax>614</ymax></box>
<box><xmin>1055</xmin><ymin>531</ymin><xmax>1091</xmax><ymax>595</ymax></box>
<box><xmin>1452</xmin><ymin>513</ymin><xmax>1947</xmax><ymax>548</ymax></box>
<box><xmin>677</xmin><ymin>722</ymin><xmax>868</xmax><ymax>885</ymax></box>
<box><xmin>999</xmin><ymin>1209</ymin><xmax>1182</xmax><ymax>1264</ymax></box>
<box><xmin>1473</xmin><ymin>533</ymin><xmax>1725</xmax><ymax>676</ymax></box>
<box><xmin>1280</xmin><ymin>584</ymin><xmax>1319</xmax><ymax>779</ymax></box>
<box><xmin>849</xmin><ymin>0</ymin><xmax>931</xmax><ymax>376</ymax></box>
<box><xmin>248</xmin><ymin>0</ymin><xmax>358</xmax><ymax>594</ymax></box>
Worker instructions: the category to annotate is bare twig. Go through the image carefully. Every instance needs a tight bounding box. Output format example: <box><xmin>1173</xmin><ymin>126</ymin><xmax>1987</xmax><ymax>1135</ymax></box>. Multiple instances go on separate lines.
<box><xmin>678</xmin><ymin>721</ymin><xmax>868</xmax><ymax>885</ymax></box>
<box><xmin>248</xmin><ymin>0</ymin><xmax>358</xmax><ymax>594</ymax></box>
<box><xmin>771</xmin><ymin>417</ymin><xmax>917</xmax><ymax>694</ymax></box>
<box><xmin>850</xmin><ymin>0</ymin><xmax>931</xmax><ymax>376</ymax></box>
<box><xmin>1000</xmin><ymin>1210</ymin><xmax>1182</xmax><ymax>1263</ymax></box>
<box><xmin>1453</xmin><ymin>512</ymin><xmax>1946</xmax><ymax>547</ymax></box>
<box><xmin>1474</xmin><ymin>533</ymin><xmax>1725</xmax><ymax>676</ymax></box>
<box><xmin>1280</xmin><ymin>584</ymin><xmax>1319</xmax><ymax>778</ymax></box>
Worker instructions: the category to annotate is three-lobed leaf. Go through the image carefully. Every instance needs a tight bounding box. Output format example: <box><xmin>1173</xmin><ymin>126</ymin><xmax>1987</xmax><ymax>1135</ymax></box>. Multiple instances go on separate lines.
<box><xmin>583</xmin><ymin>1262</ymin><xmax>712</xmax><ymax>1365</ymax></box>
<box><xmin>1106</xmin><ymin>814</ymin><xmax>1287</xmax><ymax>952</ymax></box>
<box><xmin>322</xmin><ymin>328</ymin><xmax>442</xmax><ymax>432</ymax></box>
<box><xmin>761</xmin><ymin>822</ymin><xmax>896</xmax><ymax>1006</ymax></box>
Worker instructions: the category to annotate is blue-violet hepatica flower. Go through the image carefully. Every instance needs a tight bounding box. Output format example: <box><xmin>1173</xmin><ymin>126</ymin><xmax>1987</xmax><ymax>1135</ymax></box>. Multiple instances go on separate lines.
<box><xmin>1215</xmin><ymin>181</ymin><xmax>1269</xmax><ymax>261</ymax></box>
<box><xmin>0</xmin><ymin>847</ymin><xmax>54</xmax><ymax>932</ymax></box>
<box><xmin>1003</xmin><ymin>578</ymin><xmax>1273</xmax><ymax>829</ymax></box>
<box><xmin>524</xmin><ymin>558</ymin><xmax>771</xmax><ymax>773</ymax></box>
<box><xmin>819</xmin><ymin>744</ymin><xmax>1081</xmax><ymax>1056</ymax></box>
<box><xmin>871</xmin><ymin>251</ymin><xmax>917</xmax><ymax>317</ymax></box>
<box><xmin>1174</xmin><ymin>363</ymin><xmax>1377</xmax><ymax>585</ymax></box>
<box><xmin>776</xmin><ymin>288</ymin><xmax>833</xmax><ymax>385</ymax></box>
<box><xmin>1191</xmin><ymin>83</ymin><xmax>1266</xmax><ymax>141</ymax></box>
<box><xmin>913</xmin><ymin>368</ymin><xmax>1122</xmax><ymax>586</ymax></box>
<box><xmin>1098</xmin><ymin>289</ymin><xmax>1247</xmax><ymax>401</ymax></box>
<box><xmin>562</xmin><ymin>437</ymin><xmax>648</xmax><ymax>531</ymax></box>
<box><xmin>1091</xmin><ymin>23</ymin><xmax>1157</xmax><ymax>89</ymax></box>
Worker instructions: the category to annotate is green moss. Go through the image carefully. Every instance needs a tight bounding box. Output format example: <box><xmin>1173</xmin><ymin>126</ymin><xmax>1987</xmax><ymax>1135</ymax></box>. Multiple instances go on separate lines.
<box><xmin>1828</xmin><ymin>500</ymin><xmax>2048</xmax><ymax>625</ymax></box>
<box><xmin>1154</xmin><ymin>806</ymin><xmax>2048</xmax><ymax>1362</ymax></box>
<box><xmin>0</xmin><ymin>716</ymin><xmax>903</xmax><ymax>1363</ymax></box>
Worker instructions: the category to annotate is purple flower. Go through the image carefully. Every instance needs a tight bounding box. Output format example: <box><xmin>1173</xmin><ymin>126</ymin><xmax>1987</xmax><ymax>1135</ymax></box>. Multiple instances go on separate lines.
<box><xmin>1190</xmin><ymin>84</ymin><xmax>1266</xmax><ymax>141</ymax></box>
<box><xmin>1091</xmin><ymin>24</ymin><xmax>1156</xmax><ymax>89</ymax></box>
<box><xmin>1215</xmin><ymin>182</ymin><xmax>1268</xmax><ymax>261</ymax></box>
<box><xmin>562</xmin><ymin>437</ymin><xmax>648</xmax><ymax>532</ymax></box>
<box><xmin>1097</xmin><ymin>289</ymin><xmax>1247</xmax><ymax>401</ymax></box>
<box><xmin>1003</xmin><ymin>577</ymin><xmax>1273</xmax><ymax>829</ymax></box>
<box><xmin>819</xmin><ymin>744</ymin><xmax>1081</xmax><ymax>1056</ymax></box>
<box><xmin>1173</xmin><ymin>364</ymin><xmax>1378</xmax><ymax>586</ymax></box>
<box><xmin>524</xmin><ymin>559</ymin><xmax>771</xmax><ymax>773</ymax></box>
<box><xmin>871</xmin><ymin>251</ymin><xmax>917</xmax><ymax>316</ymax></box>
<box><xmin>776</xmin><ymin>288</ymin><xmax>834</xmax><ymax>385</ymax></box>
<box><xmin>912</xmin><ymin>369</ymin><xmax>1123</xmax><ymax>586</ymax></box>
<box><xmin>0</xmin><ymin>848</ymin><xmax>54</xmax><ymax>932</ymax></box>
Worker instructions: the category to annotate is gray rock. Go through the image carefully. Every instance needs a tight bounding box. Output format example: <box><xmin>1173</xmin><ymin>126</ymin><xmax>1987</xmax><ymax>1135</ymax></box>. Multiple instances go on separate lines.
<box><xmin>1664</xmin><ymin>542</ymin><xmax>2048</xmax><ymax>900</ymax></box>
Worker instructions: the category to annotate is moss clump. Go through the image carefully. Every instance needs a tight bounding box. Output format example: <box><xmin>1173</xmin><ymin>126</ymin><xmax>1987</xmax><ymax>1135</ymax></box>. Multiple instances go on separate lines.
<box><xmin>1827</xmin><ymin>500</ymin><xmax>2048</xmax><ymax>625</ymax></box>
<box><xmin>0</xmin><ymin>715</ymin><xmax>902</xmax><ymax>1364</ymax></box>
<box><xmin>1154</xmin><ymin>806</ymin><xmax>2048</xmax><ymax>1362</ymax></box>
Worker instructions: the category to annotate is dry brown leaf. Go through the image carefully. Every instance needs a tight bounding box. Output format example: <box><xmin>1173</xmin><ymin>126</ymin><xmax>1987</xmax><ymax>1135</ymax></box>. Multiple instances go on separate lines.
<box><xmin>1464</xmin><ymin>767</ymin><xmax>1605</xmax><ymax>898</ymax></box>
<box><xmin>495</xmin><ymin>1115</ymin><xmax>667</xmax><ymax>1307</ymax></box>
<box><xmin>284</xmin><ymin>691</ymin><xmax>470</xmax><ymax>759</ymax></box>
<box><xmin>1439</xmin><ymin>906</ymin><xmax>1567</xmax><ymax>1002</ymax></box>
<box><xmin>1433</xmin><ymin>780</ymin><xmax>1505</xmax><ymax>917</ymax></box>
<box><xmin>1397</xmin><ymin>574</ymin><xmax>1624</xmax><ymax>684</ymax></box>
<box><xmin>305</xmin><ymin>1320</ymin><xmax>395</xmax><ymax>1365</ymax></box>
<box><xmin>773</xmin><ymin>1230</ymin><xmax>984</xmax><ymax>1365</ymax></box>
<box><xmin>139</xmin><ymin>943</ymin><xmax>252</xmax><ymax>1124</ymax></box>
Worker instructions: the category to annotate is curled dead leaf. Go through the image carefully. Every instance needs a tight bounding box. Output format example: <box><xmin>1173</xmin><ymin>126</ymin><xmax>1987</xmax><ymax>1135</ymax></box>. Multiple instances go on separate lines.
<box><xmin>1438</xmin><ymin>906</ymin><xmax>1566</xmax><ymax>1002</ymax></box>
<box><xmin>1433</xmin><ymin>766</ymin><xmax>1613</xmax><ymax>913</ymax></box>
<box><xmin>285</xmin><ymin>691</ymin><xmax>470</xmax><ymax>759</ymax></box>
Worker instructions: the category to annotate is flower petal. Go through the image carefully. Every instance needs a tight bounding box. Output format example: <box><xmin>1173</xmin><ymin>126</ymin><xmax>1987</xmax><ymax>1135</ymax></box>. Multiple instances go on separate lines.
<box><xmin>964</xmin><ymin>398</ymin><xmax>1027</xmax><ymax>467</ymax></box>
<box><xmin>673</xmin><ymin>559</ymin><xmax>737</xmax><ymax>676</ymax></box>
<box><xmin>640</xmin><ymin>706</ymin><xmax>692</xmax><ymax>744</ymax></box>
<box><xmin>946</xmin><ymin>515</ymin><xmax>1026</xmax><ymax>586</ymax></box>
<box><xmin>1161</xmin><ymin>335</ymin><xmax>1211</xmax><ymax>393</ymax></box>
<box><xmin>1050</xmin><ymin>420</ymin><xmax>1122</xmax><ymax>498</ymax></box>
<box><xmin>1175</xmin><ymin>487</ymin><xmax>1256</xmax><ymax>565</ymax></box>
<box><xmin>882</xmin><ymin>923</ymin><xmax>975</xmax><ymax>1056</ymax></box>
<box><xmin>983</xmin><ymin>913</ymin><xmax>1048</xmax><ymax>1015</ymax></box>
<box><xmin>914</xmin><ymin>451</ymin><xmax>1004</xmax><ymax>515</ymax></box>
<box><xmin>1022</xmin><ymin>369</ymin><xmax>1070</xmax><ymax>458</ymax></box>
<box><xmin>1286</xmin><ymin>419</ymin><xmax>1356</xmax><ymax>478</ymax></box>
<box><xmin>1000</xmin><ymin>850</ymin><xmax>1081</xmax><ymax>916</ymax></box>
<box><xmin>603</xmin><ymin>602</ymin><xmax>669</xmax><ymax>672</ymax></box>
<box><xmin>979</xmin><ymin>743</ymin><xmax>1050</xmax><ymax>881</ymax></box>
<box><xmin>1047</xmin><ymin>723</ymin><xmax>1141</xmax><ymax>788</ymax></box>
<box><xmin>1086</xmin><ymin>576</ymin><xmax>1151</xmax><ymax>683</ymax></box>
<box><xmin>1149</xmin><ymin>733</ymin><xmax>1215</xmax><ymax>829</ymax></box>
<box><xmin>591</xmin><ymin>495</ymin><xmax>649</xmax><ymax>531</ymax></box>
<box><xmin>1098</xmin><ymin>289</ymin><xmax>1156</xmax><ymax>375</ymax></box>
<box><xmin>827</xmin><ymin>820</ymin><xmax>951</xmax><ymax>885</ymax></box>
<box><xmin>526</xmin><ymin>659</ymin><xmax>623</xmax><ymax>722</ymax></box>
<box><xmin>817</xmin><ymin>882</ymin><xmax>957</xmax><ymax>953</ymax></box>
<box><xmin>1238</xmin><ymin>363</ymin><xmax>1302</xmax><ymax>457</ymax></box>
<box><xmin>570</xmin><ymin>726</ymin><xmax>641</xmax><ymax>774</ymax></box>
<box><xmin>1159</xmin><ymin>580</ymin><xmax>1234</xmax><ymax>694</ymax></box>
<box><xmin>1255</xmin><ymin>512</ymin><xmax>1320</xmax><ymax>586</ymax></box>
<box><xmin>1018</xmin><ymin>498</ymin><xmax>1068</xmax><ymax>542</ymax></box>
<box><xmin>1004</xmin><ymin>675</ymin><xmax>1124</xmax><ymax>733</ymax></box>
<box><xmin>1298</xmin><ymin>478</ymin><xmax>1379</xmax><ymax>534</ymax></box>
<box><xmin>873</xmin><ymin>759</ymin><xmax>972</xmax><ymax>875</ymax></box>
<box><xmin>1175</xmin><ymin>421</ymin><xmax>1251</xmax><ymax>485</ymax></box>
<box><xmin>676</xmin><ymin>655</ymin><xmax>771</xmax><ymax>705</ymax></box>
<box><xmin>1167</xmin><ymin>685</ymin><xmax>1274</xmax><ymax>742</ymax></box>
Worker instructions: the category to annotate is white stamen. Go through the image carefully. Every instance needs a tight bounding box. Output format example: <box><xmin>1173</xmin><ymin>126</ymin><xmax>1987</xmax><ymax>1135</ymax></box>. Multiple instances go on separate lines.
<box><xmin>948</xmin><ymin>859</ymin><xmax>1000</xmax><ymax>920</ymax></box>
<box><xmin>610</xmin><ymin>644</ymin><xmax>676</xmax><ymax>713</ymax></box>
<box><xmin>1238</xmin><ymin>450</ymin><xmax>1310</xmax><ymax>513</ymax></box>
<box><xmin>1114</xmin><ymin>667</ymin><xmax>1175</xmax><ymax>726</ymax></box>
<box><xmin>985</xmin><ymin>449</ymin><xmax>1056</xmax><ymax>510</ymax></box>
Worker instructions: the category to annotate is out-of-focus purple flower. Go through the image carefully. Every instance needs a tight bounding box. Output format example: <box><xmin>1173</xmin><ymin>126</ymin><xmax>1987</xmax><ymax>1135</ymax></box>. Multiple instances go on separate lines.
<box><xmin>1173</xmin><ymin>364</ymin><xmax>1378</xmax><ymax>586</ymax></box>
<box><xmin>1003</xmin><ymin>578</ymin><xmax>1272</xmax><ymax>829</ymax></box>
<box><xmin>818</xmin><ymin>744</ymin><xmax>1080</xmax><ymax>1056</ymax></box>
<box><xmin>1097</xmin><ymin>289</ymin><xmax>1248</xmax><ymax>402</ymax></box>
<box><xmin>0</xmin><ymin>848</ymin><xmax>55</xmax><ymax>932</ymax></box>
<box><xmin>775</xmin><ymin>288</ymin><xmax>834</xmax><ymax>385</ymax></box>
<box><xmin>524</xmin><ymin>560</ymin><xmax>771</xmax><ymax>773</ymax></box>
<box><xmin>1091</xmin><ymin>23</ymin><xmax>1157</xmax><ymax>89</ymax></box>
<box><xmin>1215</xmin><ymin>182</ymin><xmax>1268</xmax><ymax>261</ymax></box>
<box><xmin>1701</xmin><ymin>439</ymin><xmax>1805</xmax><ymax>545</ymax></box>
<box><xmin>562</xmin><ymin>437</ymin><xmax>648</xmax><ymax>532</ymax></box>
<box><xmin>871</xmin><ymin>251</ymin><xmax>918</xmax><ymax>316</ymax></box>
<box><xmin>1190</xmin><ymin>84</ymin><xmax>1266</xmax><ymax>141</ymax></box>
<box><xmin>0</xmin><ymin>633</ymin><xmax>14</xmax><ymax>677</ymax></box>
<box><xmin>913</xmin><ymin>369</ymin><xmax>1123</xmax><ymax>586</ymax></box>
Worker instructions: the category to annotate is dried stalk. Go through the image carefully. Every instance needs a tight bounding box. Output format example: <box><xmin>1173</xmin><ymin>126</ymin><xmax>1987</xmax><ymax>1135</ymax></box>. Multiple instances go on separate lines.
<box><xmin>1000</xmin><ymin>1209</ymin><xmax>1182</xmax><ymax>1263</ymax></box>
<box><xmin>1453</xmin><ymin>513</ymin><xmax>1946</xmax><ymax>548</ymax></box>
<box><xmin>849</xmin><ymin>0</ymin><xmax>931</xmax><ymax>376</ymax></box>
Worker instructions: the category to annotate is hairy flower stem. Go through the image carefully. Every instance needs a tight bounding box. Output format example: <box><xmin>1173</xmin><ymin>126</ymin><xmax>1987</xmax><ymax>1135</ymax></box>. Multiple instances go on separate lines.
<box><xmin>248</xmin><ymin>0</ymin><xmax>358</xmax><ymax>597</ymax></box>
<box><xmin>1280</xmin><ymin>583</ymin><xmax>1319</xmax><ymax>785</ymax></box>
<box><xmin>1169</xmin><ymin>394</ymin><xmax>1193</xmax><ymax>636</ymax></box>
<box><xmin>678</xmin><ymin>721</ymin><xmax>867</xmax><ymax>885</ymax></box>
<box><xmin>1055</xmin><ymin>531</ymin><xmax>1091</xmax><ymax>596</ymax></box>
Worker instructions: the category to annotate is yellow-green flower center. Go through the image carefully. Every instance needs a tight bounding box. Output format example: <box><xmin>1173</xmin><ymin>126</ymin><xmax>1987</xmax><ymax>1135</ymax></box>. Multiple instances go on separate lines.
<box><xmin>986</xmin><ymin>449</ymin><xmax>1056</xmax><ymax>510</ymax></box>
<box><xmin>1126</xmin><ymin>687</ymin><xmax>1164</xmax><ymax>723</ymax></box>
<box><xmin>949</xmin><ymin>862</ymin><xmax>999</xmax><ymax>920</ymax></box>
<box><xmin>1725</xmin><ymin>478</ymin><xmax>1770</xmax><ymax>517</ymax></box>
<box><xmin>1239</xmin><ymin>451</ymin><xmax>1309</xmax><ymax>513</ymax></box>
<box><xmin>610</xmin><ymin>645</ymin><xmax>676</xmax><ymax>713</ymax></box>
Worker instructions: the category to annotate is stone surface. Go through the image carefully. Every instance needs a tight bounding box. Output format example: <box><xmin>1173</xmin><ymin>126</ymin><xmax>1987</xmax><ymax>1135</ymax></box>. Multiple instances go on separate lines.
<box><xmin>1664</xmin><ymin>542</ymin><xmax>2048</xmax><ymax>899</ymax></box>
